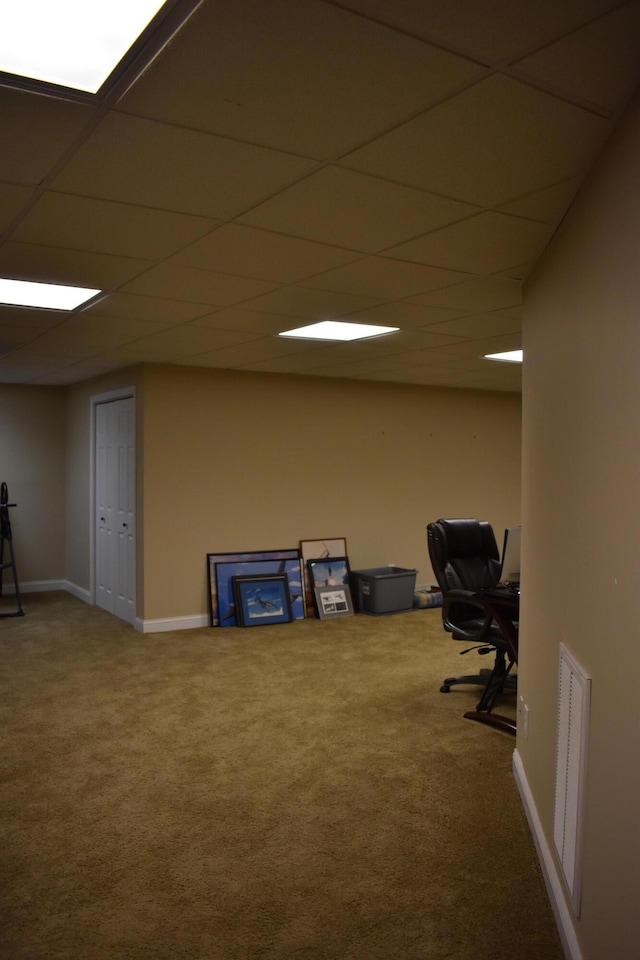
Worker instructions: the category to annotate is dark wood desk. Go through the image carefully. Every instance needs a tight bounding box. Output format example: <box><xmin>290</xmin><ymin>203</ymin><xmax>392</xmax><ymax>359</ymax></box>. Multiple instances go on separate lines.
<box><xmin>463</xmin><ymin>587</ymin><xmax>519</xmax><ymax>735</ymax></box>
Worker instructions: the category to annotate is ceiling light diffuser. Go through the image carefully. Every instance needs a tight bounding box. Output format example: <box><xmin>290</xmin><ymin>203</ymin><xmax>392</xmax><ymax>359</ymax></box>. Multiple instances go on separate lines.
<box><xmin>0</xmin><ymin>278</ymin><xmax>101</xmax><ymax>310</ymax></box>
<box><xmin>278</xmin><ymin>321</ymin><xmax>399</xmax><ymax>342</ymax></box>
<box><xmin>0</xmin><ymin>0</ymin><xmax>169</xmax><ymax>93</ymax></box>
<box><xmin>484</xmin><ymin>350</ymin><xmax>523</xmax><ymax>363</ymax></box>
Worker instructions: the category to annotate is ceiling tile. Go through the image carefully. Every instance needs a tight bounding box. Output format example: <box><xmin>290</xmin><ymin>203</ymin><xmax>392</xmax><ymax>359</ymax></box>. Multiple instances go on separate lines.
<box><xmin>121</xmin><ymin>263</ymin><xmax>278</xmax><ymax>305</ymax></box>
<box><xmin>13</xmin><ymin>193</ymin><xmax>220</xmax><ymax>261</ymax></box>
<box><xmin>85</xmin><ymin>292</ymin><xmax>213</xmax><ymax>325</ymax></box>
<box><xmin>0</xmin><ymin>87</ymin><xmax>95</xmax><ymax>186</ymax></box>
<box><xmin>190</xmin><ymin>308</ymin><xmax>298</xmax><ymax>336</ymax></box>
<box><xmin>497</xmin><ymin>179</ymin><xmax>581</xmax><ymax>223</ymax></box>
<box><xmin>317</xmin><ymin>349</ymin><xmax>458</xmax><ymax>375</ymax></box>
<box><xmin>361</xmin><ymin>328</ymin><xmax>464</xmax><ymax>351</ymax></box>
<box><xmin>128</xmin><ymin>325</ymin><xmax>257</xmax><ymax>356</ymax></box>
<box><xmin>83</xmin><ymin>332</ymin><xmax>256</xmax><ymax>367</ymax></box>
<box><xmin>0</xmin><ymin>340</ymin><xmax>24</xmax><ymax>357</ymax></box>
<box><xmin>429</xmin><ymin>333</ymin><xmax>522</xmax><ymax>359</ymax></box>
<box><xmin>492</xmin><ymin>262</ymin><xmax>536</xmax><ymax>282</ymax></box>
<box><xmin>343</xmin><ymin>75</ymin><xmax>610</xmax><ymax>206</ymax></box>
<box><xmin>342</xmin><ymin>301</ymin><xmax>468</xmax><ymax>328</ymax></box>
<box><xmin>0</xmin><ymin>363</ymin><xmax>63</xmax><ymax>381</ymax></box>
<box><xmin>0</xmin><ymin>324</ymin><xmax>50</xmax><ymax>347</ymax></box>
<box><xmin>169</xmin><ymin>224</ymin><xmax>359</xmax><ymax>283</ymax></box>
<box><xmin>81</xmin><ymin>344</ymin><xmax>181</xmax><ymax>364</ymax></box>
<box><xmin>176</xmin><ymin>335</ymin><xmax>316</xmax><ymax>368</ymax></box>
<box><xmin>512</xmin><ymin>3</ymin><xmax>640</xmax><ymax>112</ymax></box>
<box><xmin>0</xmin><ymin>182</ymin><xmax>35</xmax><ymax>233</ymax></box>
<box><xmin>5</xmin><ymin>340</ymin><xmax>97</xmax><ymax>361</ymax></box>
<box><xmin>51</xmin><ymin>112</ymin><xmax>318</xmax><ymax>219</ymax></box>
<box><xmin>32</xmin><ymin>366</ymin><xmax>121</xmax><ymax>384</ymax></box>
<box><xmin>232</xmin><ymin>355</ymin><xmax>350</xmax><ymax>376</ymax></box>
<box><xmin>240</xmin><ymin>285</ymin><xmax>384</xmax><ymax>320</ymax></box>
<box><xmin>0</xmin><ymin>241</ymin><xmax>152</xmax><ymax>289</ymax></box>
<box><xmin>409</xmin><ymin>276</ymin><xmax>522</xmax><ymax>311</ymax></box>
<box><xmin>303</xmin><ymin>359</ymin><xmax>402</xmax><ymax>378</ymax></box>
<box><xmin>239</xmin><ymin>166</ymin><xmax>479</xmax><ymax>252</ymax></box>
<box><xmin>119</xmin><ymin>0</ymin><xmax>482</xmax><ymax>159</ymax></box>
<box><xmin>432</xmin><ymin>359</ymin><xmax>523</xmax><ymax>389</ymax></box>
<box><xmin>424</xmin><ymin>311</ymin><xmax>521</xmax><ymax>338</ymax></box>
<box><xmin>386</xmin><ymin>212</ymin><xmax>551</xmax><ymax>274</ymax></box>
<box><xmin>271</xmin><ymin>327</ymin><xmax>463</xmax><ymax>365</ymax></box>
<box><xmin>302</xmin><ymin>256</ymin><xmax>473</xmax><ymax>300</ymax></box>
<box><xmin>0</xmin><ymin>306</ymin><xmax>70</xmax><ymax>330</ymax></box>
<box><xmin>336</xmin><ymin>0</ymin><xmax>621</xmax><ymax>65</ymax></box>
<box><xmin>335</xmin><ymin>352</ymin><xmax>482</xmax><ymax>379</ymax></box>
<box><xmin>62</xmin><ymin>359</ymin><xmax>125</xmax><ymax>374</ymax></box>
<box><xmin>38</xmin><ymin>314</ymin><xmax>183</xmax><ymax>347</ymax></box>
<box><xmin>0</xmin><ymin>0</ymin><xmax>636</xmax><ymax>394</ymax></box>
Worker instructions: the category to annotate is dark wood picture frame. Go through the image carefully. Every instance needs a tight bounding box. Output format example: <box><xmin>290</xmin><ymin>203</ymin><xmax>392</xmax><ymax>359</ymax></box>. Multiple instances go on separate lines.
<box><xmin>232</xmin><ymin>573</ymin><xmax>293</xmax><ymax>627</ymax></box>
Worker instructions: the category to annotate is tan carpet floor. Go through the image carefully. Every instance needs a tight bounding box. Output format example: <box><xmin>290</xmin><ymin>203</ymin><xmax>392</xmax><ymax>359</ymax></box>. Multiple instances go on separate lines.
<box><xmin>0</xmin><ymin>592</ymin><xmax>563</xmax><ymax>960</ymax></box>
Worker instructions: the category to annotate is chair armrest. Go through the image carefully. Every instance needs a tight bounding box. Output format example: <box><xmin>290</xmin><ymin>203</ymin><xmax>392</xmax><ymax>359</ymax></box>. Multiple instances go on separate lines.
<box><xmin>442</xmin><ymin>590</ymin><xmax>494</xmax><ymax>642</ymax></box>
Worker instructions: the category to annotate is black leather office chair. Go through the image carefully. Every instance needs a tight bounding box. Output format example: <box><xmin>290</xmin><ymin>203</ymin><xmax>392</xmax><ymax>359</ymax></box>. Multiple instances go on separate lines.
<box><xmin>427</xmin><ymin>518</ymin><xmax>517</xmax><ymax>729</ymax></box>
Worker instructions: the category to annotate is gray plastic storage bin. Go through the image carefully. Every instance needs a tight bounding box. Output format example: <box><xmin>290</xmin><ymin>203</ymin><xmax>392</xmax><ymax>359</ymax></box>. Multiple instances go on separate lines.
<box><xmin>351</xmin><ymin>566</ymin><xmax>417</xmax><ymax>615</ymax></box>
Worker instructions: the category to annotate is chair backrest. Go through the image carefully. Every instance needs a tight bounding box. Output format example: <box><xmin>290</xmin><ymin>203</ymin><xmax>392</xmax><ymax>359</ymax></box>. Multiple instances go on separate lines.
<box><xmin>428</xmin><ymin>518</ymin><xmax>501</xmax><ymax>624</ymax></box>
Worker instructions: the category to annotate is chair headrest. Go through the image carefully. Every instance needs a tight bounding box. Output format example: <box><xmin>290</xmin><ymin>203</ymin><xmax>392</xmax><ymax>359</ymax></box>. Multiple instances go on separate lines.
<box><xmin>438</xmin><ymin>518</ymin><xmax>485</xmax><ymax>557</ymax></box>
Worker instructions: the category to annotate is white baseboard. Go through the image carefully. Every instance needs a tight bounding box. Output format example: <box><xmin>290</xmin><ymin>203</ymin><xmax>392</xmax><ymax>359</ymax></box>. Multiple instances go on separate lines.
<box><xmin>3</xmin><ymin>578</ymin><xmax>93</xmax><ymax>604</ymax></box>
<box><xmin>63</xmin><ymin>580</ymin><xmax>92</xmax><ymax>603</ymax></box>
<box><xmin>512</xmin><ymin>749</ymin><xmax>583</xmax><ymax>960</ymax></box>
<box><xmin>3</xmin><ymin>578</ymin><xmax>68</xmax><ymax>594</ymax></box>
<box><xmin>6</xmin><ymin>582</ymin><xmax>209</xmax><ymax>632</ymax></box>
<box><xmin>136</xmin><ymin>613</ymin><xmax>210</xmax><ymax>633</ymax></box>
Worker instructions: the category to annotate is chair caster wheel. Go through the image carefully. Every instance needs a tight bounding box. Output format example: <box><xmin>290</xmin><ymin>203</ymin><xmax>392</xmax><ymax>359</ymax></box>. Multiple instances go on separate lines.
<box><xmin>440</xmin><ymin>684</ymin><xmax>451</xmax><ymax>693</ymax></box>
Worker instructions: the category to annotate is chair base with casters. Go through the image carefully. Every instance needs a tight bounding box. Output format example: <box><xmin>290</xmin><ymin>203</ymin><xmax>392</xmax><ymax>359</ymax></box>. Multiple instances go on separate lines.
<box><xmin>441</xmin><ymin>655</ymin><xmax>518</xmax><ymax>735</ymax></box>
<box><xmin>462</xmin><ymin>588</ymin><xmax>519</xmax><ymax>734</ymax></box>
<box><xmin>440</xmin><ymin>640</ymin><xmax>497</xmax><ymax>692</ymax></box>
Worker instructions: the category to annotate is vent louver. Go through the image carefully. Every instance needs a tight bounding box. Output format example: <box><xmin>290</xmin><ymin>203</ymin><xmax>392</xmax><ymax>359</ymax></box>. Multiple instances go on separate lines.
<box><xmin>553</xmin><ymin>642</ymin><xmax>591</xmax><ymax>916</ymax></box>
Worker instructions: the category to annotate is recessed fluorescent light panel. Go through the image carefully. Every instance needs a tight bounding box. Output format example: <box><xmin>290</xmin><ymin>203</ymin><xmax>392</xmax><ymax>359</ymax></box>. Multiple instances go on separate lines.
<box><xmin>484</xmin><ymin>350</ymin><xmax>523</xmax><ymax>363</ymax></box>
<box><xmin>0</xmin><ymin>279</ymin><xmax>101</xmax><ymax>310</ymax></box>
<box><xmin>0</xmin><ymin>0</ymin><xmax>170</xmax><ymax>94</ymax></box>
<box><xmin>278</xmin><ymin>321</ymin><xmax>399</xmax><ymax>342</ymax></box>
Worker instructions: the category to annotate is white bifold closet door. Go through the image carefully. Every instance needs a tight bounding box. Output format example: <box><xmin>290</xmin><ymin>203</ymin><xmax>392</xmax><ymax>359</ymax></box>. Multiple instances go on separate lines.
<box><xmin>95</xmin><ymin>397</ymin><xmax>135</xmax><ymax>624</ymax></box>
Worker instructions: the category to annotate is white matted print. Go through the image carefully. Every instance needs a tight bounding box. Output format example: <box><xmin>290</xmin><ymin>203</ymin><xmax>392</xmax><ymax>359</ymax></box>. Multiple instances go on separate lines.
<box><xmin>315</xmin><ymin>584</ymin><xmax>354</xmax><ymax>620</ymax></box>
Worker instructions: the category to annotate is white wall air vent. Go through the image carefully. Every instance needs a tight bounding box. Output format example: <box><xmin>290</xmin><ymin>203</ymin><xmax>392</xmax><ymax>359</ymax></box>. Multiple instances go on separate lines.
<box><xmin>553</xmin><ymin>642</ymin><xmax>592</xmax><ymax>916</ymax></box>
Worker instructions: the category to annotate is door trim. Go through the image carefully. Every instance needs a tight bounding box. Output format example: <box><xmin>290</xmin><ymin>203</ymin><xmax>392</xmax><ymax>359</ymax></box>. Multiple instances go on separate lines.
<box><xmin>90</xmin><ymin>387</ymin><xmax>136</xmax><ymax>614</ymax></box>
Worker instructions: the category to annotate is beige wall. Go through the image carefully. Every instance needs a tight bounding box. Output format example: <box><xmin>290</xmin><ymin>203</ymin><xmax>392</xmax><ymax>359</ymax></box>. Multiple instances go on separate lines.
<box><xmin>2</xmin><ymin>365</ymin><xmax>520</xmax><ymax>622</ymax></box>
<box><xmin>520</xmin><ymin>93</ymin><xmax>640</xmax><ymax>958</ymax></box>
<box><xmin>0</xmin><ymin>384</ymin><xmax>66</xmax><ymax>583</ymax></box>
<box><xmin>141</xmin><ymin>365</ymin><xmax>521</xmax><ymax>619</ymax></box>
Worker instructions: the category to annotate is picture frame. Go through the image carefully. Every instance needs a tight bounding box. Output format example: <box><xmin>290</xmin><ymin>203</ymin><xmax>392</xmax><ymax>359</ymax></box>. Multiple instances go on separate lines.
<box><xmin>215</xmin><ymin>557</ymin><xmax>304</xmax><ymax>627</ymax></box>
<box><xmin>314</xmin><ymin>584</ymin><xmax>354</xmax><ymax>620</ymax></box>
<box><xmin>232</xmin><ymin>574</ymin><xmax>292</xmax><ymax>627</ymax></box>
<box><xmin>306</xmin><ymin>556</ymin><xmax>351</xmax><ymax>615</ymax></box>
<box><xmin>299</xmin><ymin>538</ymin><xmax>348</xmax><ymax>616</ymax></box>
<box><xmin>307</xmin><ymin>556</ymin><xmax>351</xmax><ymax>589</ymax></box>
<box><xmin>207</xmin><ymin>549</ymin><xmax>300</xmax><ymax>626</ymax></box>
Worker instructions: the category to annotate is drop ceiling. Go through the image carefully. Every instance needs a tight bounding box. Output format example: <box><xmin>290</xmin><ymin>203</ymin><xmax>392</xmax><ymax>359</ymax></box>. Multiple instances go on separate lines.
<box><xmin>1</xmin><ymin>0</ymin><xmax>639</xmax><ymax>392</ymax></box>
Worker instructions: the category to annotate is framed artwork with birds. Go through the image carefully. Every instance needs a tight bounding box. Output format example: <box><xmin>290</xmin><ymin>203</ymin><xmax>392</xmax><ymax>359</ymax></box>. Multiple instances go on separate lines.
<box><xmin>232</xmin><ymin>573</ymin><xmax>292</xmax><ymax>627</ymax></box>
<box><xmin>207</xmin><ymin>549</ymin><xmax>302</xmax><ymax>626</ymax></box>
